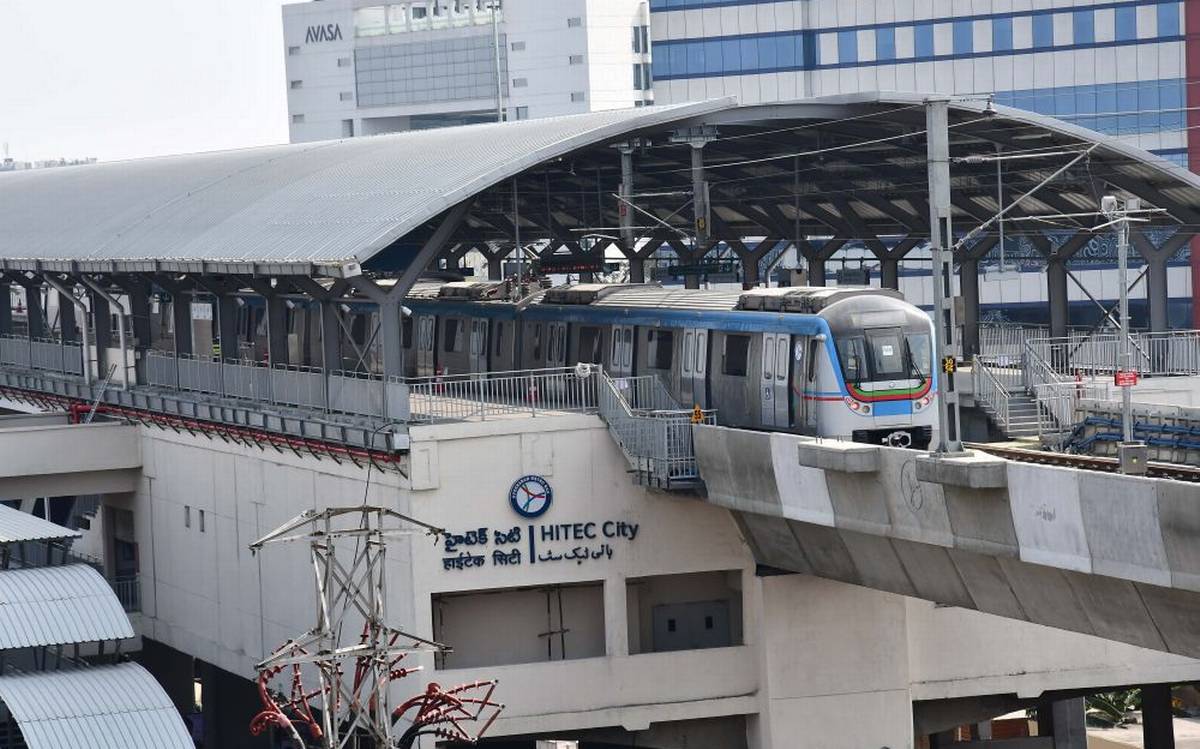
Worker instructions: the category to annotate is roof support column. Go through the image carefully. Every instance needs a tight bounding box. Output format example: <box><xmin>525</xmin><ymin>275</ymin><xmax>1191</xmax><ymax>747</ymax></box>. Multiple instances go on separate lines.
<box><xmin>617</xmin><ymin>141</ymin><xmax>645</xmax><ymax>284</ymax></box>
<box><xmin>171</xmin><ymin>291</ymin><xmax>193</xmax><ymax>358</ymax></box>
<box><xmin>18</xmin><ymin>278</ymin><xmax>45</xmax><ymax>340</ymax></box>
<box><xmin>58</xmin><ymin>291</ymin><xmax>78</xmax><ymax>342</ymax></box>
<box><xmin>1047</xmin><ymin>257</ymin><xmax>1070</xmax><ymax>339</ymax></box>
<box><xmin>687</xmin><ymin>144</ymin><xmax>709</xmax><ymax>290</ymax></box>
<box><xmin>114</xmin><ymin>277</ymin><xmax>153</xmax><ymax>351</ymax></box>
<box><xmin>90</xmin><ymin>291</ymin><xmax>112</xmax><ymax>374</ymax></box>
<box><xmin>959</xmin><ymin>258</ymin><xmax>980</xmax><ymax>358</ymax></box>
<box><xmin>1133</xmin><ymin>229</ymin><xmax>1190</xmax><ymax>333</ymax></box>
<box><xmin>212</xmin><ymin>293</ymin><xmax>239</xmax><ymax>361</ymax></box>
<box><xmin>247</xmin><ymin>280</ymin><xmax>289</xmax><ymax>366</ymax></box>
<box><xmin>320</xmin><ymin>302</ymin><xmax>343</xmax><ymax>375</ymax></box>
<box><xmin>0</xmin><ymin>279</ymin><xmax>11</xmax><ymax>336</ymax></box>
<box><xmin>879</xmin><ymin>258</ymin><xmax>899</xmax><ymax>290</ymax></box>
<box><xmin>378</xmin><ymin>301</ymin><xmax>404</xmax><ymax>382</ymax></box>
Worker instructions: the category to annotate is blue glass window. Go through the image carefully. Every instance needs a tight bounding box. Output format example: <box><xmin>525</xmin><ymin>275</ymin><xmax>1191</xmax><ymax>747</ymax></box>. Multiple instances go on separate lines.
<box><xmin>777</xmin><ymin>33</ymin><xmax>797</xmax><ymax>68</ymax></box>
<box><xmin>915</xmin><ymin>23</ymin><xmax>934</xmax><ymax>57</ymax></box>
<box><xmin>1032</xmin><ymin>14</ymin><xmax>1054</xmax><ymax>48</ymax></box>
<box><xmin>992</xmin><ymin>17</ymin><xmax>1013</xmax><ymax>51</ymax></box>
<box><xmin>1073</xmin><ymin>10</ymin><xmax>1094</xmax><ymax>44</ymax></box>
<box><xmin>739</xmin><ymin>37</ymin><xmax>759</xmax><ymax>70</ymax></box>
<box><xmin>800</xmin><ymin>31</ymin><xmax>816</xmax><ymax>67</ymax></box>
<box><xmin>953</xmin><ymin>20</ymin><xmax>973</xmax><ymax>54</ymax></box>
<box><xmin>1075</xmin><ymin>87</ymin><xmax>1097</xmax><ymax>131</ymax></box>
<box><xmin>876</xmin><ymin>26</ymin><xmax>896</xmax><ymax>61</ymax></box>
<box><xmin>1139</xmin><ymin>80</ymin><xmax>1161</xmax><ymax>131</ymax></box>
<box><xmin>1096</xmin><ymin>83</ymin><xmax>1119</xmax><ymax>133</ymax></box>
<box><xmin>1115</xmin><ymin>6</ymin><xmax>1137</xmax><ymax>41</ymax></box>
<box><xmin>1117</xmin><ymin>82</ymin><xmax>1139</xmax><ymax>134</ymax></box>
<box><xmin>668</xmin><ymin>43</ymin><xmax>687</xmax><ymax>75</ymax></box>
<box><xmin>758</xmin><ymin>34</ymin><xmax>779</xmax><ymax>68</ymax></box>
<box><xmin>722</xmin><ymin>38</ymin><xmax>741</xmax><ymax>73</ymax></box>
<box><xmin>651</xmin><ymin>52</ymin><xmax>668</xmax><ymax>79</ymax></box>
<box><xmin>1158</xmin><ymin>2</ymin><xmax>1180</xmax><ymax>36</ymax></box>
<box><xmin>686</xmin><ymin>41</ymin><xmax>705</xmax><ymax>74</ymax></box>
<box><xmin>1161</xmin><ymin>79</ymin><xmax>1185</xmax><ymax>129</ymax></box>
<box><xmin>838</xmin><ymin>30</ymin><xmax>857</xmax><ymax>63</ymax></box>
<box><xmin>703</xmin><ymin>39</ymin><xmax>724</xmax><ymax>74</ymax></box>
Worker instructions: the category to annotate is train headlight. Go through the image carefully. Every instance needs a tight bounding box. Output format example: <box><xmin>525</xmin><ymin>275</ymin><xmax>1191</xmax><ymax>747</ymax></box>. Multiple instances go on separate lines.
<box><xmin>860</xmin><ymin>403</ymin><xmax>871</xmax><ymax>415</ymax></box>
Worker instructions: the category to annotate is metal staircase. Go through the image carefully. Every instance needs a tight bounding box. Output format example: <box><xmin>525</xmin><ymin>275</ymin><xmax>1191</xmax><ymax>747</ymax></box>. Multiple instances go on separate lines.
<box><xmin>595</xmin><ymin>370</ymin><xmax>714</xmax><ymax>490</ymax></box>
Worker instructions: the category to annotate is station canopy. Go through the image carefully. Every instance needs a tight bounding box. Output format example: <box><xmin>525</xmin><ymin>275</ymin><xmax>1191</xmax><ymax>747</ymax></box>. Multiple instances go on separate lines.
<box><xmin>1</xmin><ymin>92</ymin><xmax>1198</xmax><ymax>281</ymax></box>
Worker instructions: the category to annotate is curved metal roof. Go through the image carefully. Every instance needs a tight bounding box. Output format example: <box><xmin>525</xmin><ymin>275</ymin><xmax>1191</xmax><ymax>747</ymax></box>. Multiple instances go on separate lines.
<box><xmin>0</xmin><ymin>663</ymin><xmax>192</xmax><ymax>749</ymax></box>
<box><xmin>0</xmin><ymin>100</ymin><xmax>733</xmax><ymax>276</ymax></box>
<box><xmin>3</xmin><ymin>92</ymin><xmax>1199</xmax><ymax>282</ymax></box>
<box><xmin>0</xmin><ymin>504</ymin><xmax>80</xmax><ymax>545</ymax></box>
<box><xmin>0</xmin><ymin>564</ymin><xmax>133</xmax><ymax>649</ymax></box>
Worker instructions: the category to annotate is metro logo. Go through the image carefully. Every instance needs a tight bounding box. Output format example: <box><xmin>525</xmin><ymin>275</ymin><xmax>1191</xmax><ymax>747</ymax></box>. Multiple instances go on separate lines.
<box><xmin>304</xmin><ymin>24</ymin><xmax>343</xmax><ymax>43</ymax></box>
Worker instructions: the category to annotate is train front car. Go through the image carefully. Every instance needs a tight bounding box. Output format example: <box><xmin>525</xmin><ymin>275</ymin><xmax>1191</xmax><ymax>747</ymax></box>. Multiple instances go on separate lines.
<box><xmin>818</xmin><ymin>292</ymin><xmax>937</xmax><ymax>450</ymax></box>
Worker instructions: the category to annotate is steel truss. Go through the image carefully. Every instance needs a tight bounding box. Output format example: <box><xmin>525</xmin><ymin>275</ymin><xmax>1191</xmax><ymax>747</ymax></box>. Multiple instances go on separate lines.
<box><xmin>248</xmin><ymin>507</ymin><xmax>503</xmax><ymax>749</ymax></box>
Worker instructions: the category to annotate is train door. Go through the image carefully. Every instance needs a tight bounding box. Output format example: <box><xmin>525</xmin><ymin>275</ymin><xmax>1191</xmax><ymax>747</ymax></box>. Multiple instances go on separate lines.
<box><xmin>468</xmin><ymin>318</ymin><xmax>488</xmax><ymax>374</ymax></box>
<box><xmin>416</xmin><ymin>315</ymin><xmax>436</xmax><ymax>377</ymax></box>
<box><xmin>546</xmin><ymin>322</ymin><xmax>567</xmax><ymax>369</ymax></box>
<box><xmin>610</xmin><ymin>325</ymin><xmax>634</xmax><ymax>377</ymax></box>
<box><xmin>760</xmin><ymin>333</ymin><xmax>791</xmax><ymax>428</ymax></box>
<box><xmin>680</xmin><ymin>328</ymin><xmax>708</xmax><ymax>408</ymax></box>
<box><xmin>804</xmin><ymin>337</ymin><xmax>820</xmax><ymax>432</ymax></box>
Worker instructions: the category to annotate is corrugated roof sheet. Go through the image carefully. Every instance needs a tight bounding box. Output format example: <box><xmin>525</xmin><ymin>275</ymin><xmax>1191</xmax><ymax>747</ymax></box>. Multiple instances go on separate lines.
<box><xmin>0</xmin><ymin>663</ymin><xmax>192</xmax><ymax>749</ymax></box>
<box><xmin>0</xmin><ymin>100</ymin><xmax>733</xmax><ymax>273</ymax></box>
<box><xmin>0</xmin><ymin>564</ymin><xmax>133</xmax><ymax>649</ymax></box>
<box><xmin>0</xmin><ymin>504</ymin><xmax>80</xmax><ymax>545</ymax></box>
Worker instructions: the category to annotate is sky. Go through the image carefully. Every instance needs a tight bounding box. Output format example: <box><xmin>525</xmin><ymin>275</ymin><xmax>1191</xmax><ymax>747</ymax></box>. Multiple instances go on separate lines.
<box><xmin>0</xmin><ymin>0</ymin><xmax>306</xmax><ymax>163</ymax></box>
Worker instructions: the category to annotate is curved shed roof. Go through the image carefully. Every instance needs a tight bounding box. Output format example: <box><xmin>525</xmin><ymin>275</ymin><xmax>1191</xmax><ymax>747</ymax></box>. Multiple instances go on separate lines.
<box><xmin>0</xmin><ymin>663</ymin><xmax>192</xmax><ymax>749</ymax></box>
<box><xmin>0</xmin><ymin>99</ymin><xmax>732</xmax><ymax>276</ymax></box>
<box><xmin>0</xmin><ymin>564</ymin><xmax>133</xmax><ymax>649</ymax></box>
<box><xmin>2</xmin><ymin>92</ymin><xmax>1199</xmax><ymax>282</ymax></box>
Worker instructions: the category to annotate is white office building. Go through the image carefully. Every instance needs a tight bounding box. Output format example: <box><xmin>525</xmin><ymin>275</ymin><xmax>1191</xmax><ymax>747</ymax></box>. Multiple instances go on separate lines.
<box><xmin>282</xmin><ymin>0</ymin><xmax>654</xmax><ymax>142</ymax></box>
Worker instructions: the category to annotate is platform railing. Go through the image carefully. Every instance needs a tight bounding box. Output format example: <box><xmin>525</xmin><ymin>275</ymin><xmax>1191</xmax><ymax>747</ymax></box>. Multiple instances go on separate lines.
<box><xmin>972</xmin><ymin>355</ymin><xmax>1011</xmax><ymax>431</ymax></box>
<box><xmin>407</xmin><ymin>366</ymin><xmax>599</xmax><ymax>422</ymax></box>
<box><xmin>597</xmin><ymin>371</ymin><xmax>715</xmax><ymax>489</ymax></box>
<box><xmin>1034</xmin><ymin>380</ymin><xmax>1113</xmax><ymax>450</ymax></box>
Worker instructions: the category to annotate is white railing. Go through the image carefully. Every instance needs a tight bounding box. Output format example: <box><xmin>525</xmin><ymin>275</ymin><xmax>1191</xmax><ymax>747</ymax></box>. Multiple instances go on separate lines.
<box><xmin>597</xmin><ymin>371</ymin><xmax>715</xmax><ymax>488</ymax></box>
<box><xmin>1025</xmin><ymin>329</ymin><xmax>1200</xmax><ymax>380</ymax></box>
<box><xmin>978</xmin><ymin>323</ymin><xmax>1049</xmax><ymax>366</ymax></box>
<box><xmin>972</xmin><ymin>355</ymin><xmax>1011</xmax><ymax>431</ymax></box>
<box><xmin>407</xmin><ymin>366</ymin><xmax>600</xmax><ymax>423</ymax></box>
<box><xmin>1034</xmin><ymin>380</ymin><xmax>1113</xmax><ymax>449</ymax></box>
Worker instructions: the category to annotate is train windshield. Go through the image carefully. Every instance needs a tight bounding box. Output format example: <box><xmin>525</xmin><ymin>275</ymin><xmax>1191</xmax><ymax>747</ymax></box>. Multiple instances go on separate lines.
<box><xmin>837</xmin><ymin>327</ymin><xmax>930</xmax><ymax>384</ymax></box>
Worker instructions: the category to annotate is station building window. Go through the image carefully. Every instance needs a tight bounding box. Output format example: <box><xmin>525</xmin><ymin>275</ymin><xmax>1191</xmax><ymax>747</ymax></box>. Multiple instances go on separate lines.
<box><xmin>567</xmin><ymin>17</ymin><xmax>582</xmax><ymax>28</ymax></box>
<box><xmin>626</xmin><ymin>571</ymin><xmax>743</xmax><ymax>654</ymax></box>
<box><xmin>432</xmin><ymin>583</ymin><xmax>604</xmax><ymax>669</ymax></box>
<box><xmin>571</xmin><ymin>91</ymin><xmax>586</xmax><ymax>102</ymax></box>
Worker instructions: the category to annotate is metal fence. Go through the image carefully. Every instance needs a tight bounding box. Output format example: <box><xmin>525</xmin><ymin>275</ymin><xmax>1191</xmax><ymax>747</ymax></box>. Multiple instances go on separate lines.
<box><xmin>110</xmin><ymin>574</ymin><xmax>142</xmax><ymax>613</ymax></box>
<box><xmin>0</xmin><ymin>335</ymin><xmax>82</xmax><ymax>375</ymax></box>
<box><xmin>408</xmin><ymin>366</ymin><xmax>600</xmax><ymax>422</ymax></box>
<box><xmin>1034</xmin><ymin>380</ymin><xmax>1113</xmax><ymax>449</ymax></box>
<box><xmin>597</xmin><ymin>372</ymin><xmax>714</xmax><ymax>488</ymax></box>
<box><xmin>1025</xmin><ymin>329</ymin><xmax>1200</xmax><ymax>379</ymax></box>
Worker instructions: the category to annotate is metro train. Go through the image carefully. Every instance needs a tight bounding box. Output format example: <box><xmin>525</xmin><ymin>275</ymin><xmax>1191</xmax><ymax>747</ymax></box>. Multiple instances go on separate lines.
<box><xmin>388</xmin><ymin>281</ymin><xmax>938</xmax><ymax>449</ymax></box>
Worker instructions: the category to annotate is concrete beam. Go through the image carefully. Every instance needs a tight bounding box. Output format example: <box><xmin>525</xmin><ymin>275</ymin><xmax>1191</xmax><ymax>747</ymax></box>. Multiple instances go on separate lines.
<box><xmin>0</xmin><ymin>421</ymin><xmax>141</xmax><ymax>480</ymax></box>
<box><xmin>916</xmin><ymin>452</ymin><xmax>1008</xmax><ymax>489</ymax></box>
<box><xmin>796</xmin><ymin>440</ymin><xmax>880</xmax><ymax>473</ymax></box>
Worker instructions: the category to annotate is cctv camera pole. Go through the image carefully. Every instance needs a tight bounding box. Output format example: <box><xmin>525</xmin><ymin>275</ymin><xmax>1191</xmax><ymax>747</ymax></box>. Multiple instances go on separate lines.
<box><xmin>926</xmin><ymin>99</ymin><xmax>962</xmax><ymax>454</ymax></box>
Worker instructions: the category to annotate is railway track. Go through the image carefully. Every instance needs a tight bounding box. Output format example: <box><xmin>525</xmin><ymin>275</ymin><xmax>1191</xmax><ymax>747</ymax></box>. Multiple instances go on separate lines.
<box><xmin>965</xmin><ymin>441</ymin><xmax>1200</xmax><ymax>483</ymax></box>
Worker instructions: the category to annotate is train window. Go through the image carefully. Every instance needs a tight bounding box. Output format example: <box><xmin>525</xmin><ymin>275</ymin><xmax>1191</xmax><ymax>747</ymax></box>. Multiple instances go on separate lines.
<box><xmin>402</xmin><ymin>317</ymin><xmax>413</xmax><ymax>348</ymax></box>
<box><xmin>578</xmin><ymin>326</ymin><xmax>602</xmax><ymax>364</ymax></box>
<box><xmin>558</xmin><ymin>326</ymin><xmax>567</xmax><ymax>362</ymax></box>
<box><xmin>622</xmin><ymin>328</ymin><xmax>633</xmax><ymax>367</ymax></box>
<box><xmin>682</xmin><ymin>333</ymin><xmax>693</xmax><ymax>374</ymax></box>
<box><xmin>906</xmin><ymin>332</ymin><xmax>931</xmax><ymax>379</ymax></box>
<box><xmin>867</xmin><ymin>328</ymin><xmax>905</xmax><ymax>380</ymax></box>
<box><xmin>837</xmin><ymin>337</ymin><xmax>868</xmax><ymax>384</ymax></box>
<box><xmin>653</xmin><ymin>330</ymin><xmax>673</xmax><ymax>369</ymax></box>
<box><xmin>494</xmin><ymin>322</ymin><xmax>504</xmax><ymax>355</ymax></box>
<box><xmin>611</xmin><ymin>329</ymin><xmax>620</xmax><ymax>364</ymax></box>
<box><xmin>763</xmin><ymin>338</ymin><xmax>774</xmax><ymax>379</ymax></box>
<box><xmin>696</xmin><ymin>332</ymin><xmax>706</xmax><ymax>374</ymax></box>
<box><xmin>723</xmin><ymin>335</ymin><xmax>750</xmax><ymax>377</ymax></box>
<box><xmin>808</xmin><ymin>339</ymin><xmax>819</xmax><ymax>382</ymax></box>
<box><xmin>443</xmin><ymin>319</ymin><xmax>460</xmax><ymax>353</ymax></box>
<box><xmin>776</xmin><ymin>339</ymin><xmax>787</xmax><ymax>381</ymax></box>
<box><xmin>533</xmin><ymin>324</ymin><xmax>543</xmax><ymax>360</ymax></box>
